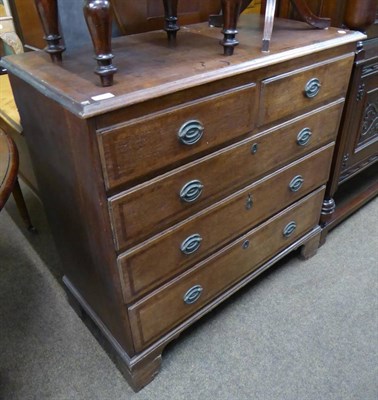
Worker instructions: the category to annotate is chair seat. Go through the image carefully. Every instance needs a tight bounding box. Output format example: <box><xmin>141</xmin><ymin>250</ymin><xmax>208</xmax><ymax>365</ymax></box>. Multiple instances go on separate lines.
<box><xmin>0</xmin><ymin>74</ymin><xmax>21</xmax><ymax>134</ymax></box>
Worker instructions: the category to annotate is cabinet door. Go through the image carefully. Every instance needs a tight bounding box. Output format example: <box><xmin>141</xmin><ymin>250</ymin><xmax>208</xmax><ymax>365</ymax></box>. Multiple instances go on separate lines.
<box><xmin>338</xmin><ymin>39</ymin><xmax>378</xmax><ymax>184</ymax></box>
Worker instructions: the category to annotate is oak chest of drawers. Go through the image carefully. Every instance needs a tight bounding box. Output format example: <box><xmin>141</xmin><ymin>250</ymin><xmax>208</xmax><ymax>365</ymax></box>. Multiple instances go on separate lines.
<box><xmin>2</xmin><ymin>15</ymin><xmax>364</xmax><ymax>391</ymax></box>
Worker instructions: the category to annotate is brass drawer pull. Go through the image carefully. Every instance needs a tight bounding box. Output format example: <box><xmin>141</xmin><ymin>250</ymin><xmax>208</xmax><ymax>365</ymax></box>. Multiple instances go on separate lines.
<box><xmin>283</xmin><ymin>221</ymin><xmax>297</xmax><ymax>238</ymax></box>
<box><xmin>183</xmin><ymin>285</ymin><xmax>203</xmax><ymax>304</ymax></box>
<box><xmin>178</xmin><ymin>120</ymin><xmax>204</xmax><ymax>145</ymax></box>
<box><xmin>180</xmin><ymin>180</ymin><xmax>204</xmax><ymax>203</ymax></box>
<box><xmin>305</xmin><ymin>78</ymin><xmax>321</xmax><ymax>98</ymax></box>
<box><xmin>289</xmin><ymin>175</ymin><xmax>304</xmax><ymax>192</ymax></box>
<box><xmin>297</xmin><ymin>127</ymin><xmax>312</xmax><ymax>146</ymax></box>
<box><xmin>181</xmin><ymin>234</ymin><xmax>203</xmax><ymax>255</ymax></box>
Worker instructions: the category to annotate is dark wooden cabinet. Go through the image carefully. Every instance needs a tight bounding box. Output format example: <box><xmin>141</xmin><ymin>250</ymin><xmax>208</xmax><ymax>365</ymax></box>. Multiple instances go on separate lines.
<box><xmin>321</xmin><ymin>34</ymin><xmax>378</xmax><ymax>237</ymax></box>
<box><xmin>2</xmin><ymin>15</ymin><xmax>363</xmax><ymax>391</ymax></box>
<box><xmin>275</xmin><ymin>0</ymin><xmax>378</xmax><ymax>240</ymax></box>
<box><xmin>337</xmin><ymin>38</ymin><xmax>378</xmax><ymax>184</ymax></box>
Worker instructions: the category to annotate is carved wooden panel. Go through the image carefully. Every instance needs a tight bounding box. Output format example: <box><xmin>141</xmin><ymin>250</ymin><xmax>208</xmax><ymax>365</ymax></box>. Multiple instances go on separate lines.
<box><xmin>357</xmin><ymin>87</ymin><xmax>378</xmax><ymax>149</ymax></box>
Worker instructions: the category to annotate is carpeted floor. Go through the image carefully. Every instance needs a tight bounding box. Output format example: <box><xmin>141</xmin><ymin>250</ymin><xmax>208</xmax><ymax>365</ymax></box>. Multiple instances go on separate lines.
<box><xmin>0</xmin><ymin>184</ymin><xmax>377</xmax><ymax>400</ymax></box>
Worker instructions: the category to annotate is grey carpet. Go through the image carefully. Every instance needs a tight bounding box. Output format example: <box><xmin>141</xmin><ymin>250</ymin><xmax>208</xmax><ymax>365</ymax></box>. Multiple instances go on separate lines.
<box><xmin>0</xmin><ymin>183</ymin><xmax>377</xmax><ymax>400</ymax></box>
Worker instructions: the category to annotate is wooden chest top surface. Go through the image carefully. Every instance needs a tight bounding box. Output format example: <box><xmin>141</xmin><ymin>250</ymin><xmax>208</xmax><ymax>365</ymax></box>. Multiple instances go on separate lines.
<box><xmin>1</xmin><ymin>14</ymin><xmax>364</xmax><ymax>118</ymax></box>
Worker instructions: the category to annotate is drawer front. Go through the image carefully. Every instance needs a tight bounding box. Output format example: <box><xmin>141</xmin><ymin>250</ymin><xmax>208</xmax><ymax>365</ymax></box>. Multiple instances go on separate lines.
<box><xmin>98</xmin><ymin>84</ymin><xmax>257</xmax><ymax>190</ymax></box>
<box><xmin>128</xmin><ymin>187</ymin><xmax>325</xmax><ymax>351</ymax></box>
<box><xmin>118</xmin><ymin>144</ymin><xmax>334</xmax><ymax>303</ymax></box>
<box><xmin>109</xmin><ymin>101</ymin><xmax>343</xmax><ymax>250</ymax></box>
<box><xmin>259</xmin><ymin>54</ymin><xmax>353</xmax><ymax>126</ymax></box>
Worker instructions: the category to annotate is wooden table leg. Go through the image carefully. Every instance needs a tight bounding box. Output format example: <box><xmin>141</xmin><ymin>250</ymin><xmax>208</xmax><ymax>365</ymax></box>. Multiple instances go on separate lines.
<box><xmin>221</xmin><ymin>0</ymin><xmax>243</xmax><ymax>56</ymax></box>
<box><xmin>262</xmin><ymin>0</ymin><xmax>276</xmax><ymax>52</ymax></box>
<box><xmin>83</xmin><ymin>0</ymin><xmax>117</xmax><ymax>87</ymax></box>
<box><xmin>319</xmin><ymin>196</ymin><xmax>336</xmax><ymax>243</ymax></box>
<box><xmin>289</xmin><ymin>0</ymin><xmax>330</xmax><ymax>29</ymax></box>
<box><xmin>34</xmin><ymin>0</ymin><xmax>65</xmax><ymax>62</ymax></box>
<box><xmin>163</xmin><ymin>0</ymin><xmax>180</xmax><ymax>44</ymax></box>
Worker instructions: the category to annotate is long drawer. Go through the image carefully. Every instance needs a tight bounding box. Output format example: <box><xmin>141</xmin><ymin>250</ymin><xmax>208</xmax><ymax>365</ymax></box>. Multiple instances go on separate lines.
<box><xmin>109</xmin><ymin>101</ymin><xmax>343</xmax><ymax>250</ymax></box>
<box><xmin>98</xmin><ymin>83</ymin><xmax>257</xmax><ymax>190</ymax></box>
<box><xmin>128</xmin><ymin>187</ymin><xmax>325</xmax><ymax>351</ymax></box>
<box><xmin>118</xmin><ymin>144</ymin><xmax>334</xmax><ymax>303</ymax></box>
<box><xmin>259</xmin><ymin>54</ymin><xmax>353</xmax><ymax>126</ymax></box>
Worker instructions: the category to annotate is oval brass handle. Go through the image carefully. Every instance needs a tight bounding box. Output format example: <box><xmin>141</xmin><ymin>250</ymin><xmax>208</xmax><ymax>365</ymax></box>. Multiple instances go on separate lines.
<box><xmin>181</xmin><ymin>234</ymin><xmax>202</xmax><ymax>255</ymax></box>
<box><xmin>289</xmin><ymin>175</ymin><xmax>304</xmax><ymax>192</ymax></box>
<box><xmin>178</xmin><ymin>120</ymin><xmax>204</xmax><ymax>145</ymax></box>
<box><xmin>305</xmin><ymin>78</ymin><xmax>321</xmax><ymax>98</ymax></box>
<box><xmin>180</xmin><ymin>180</ymin><xmax>204</xmax><ymax>203</ymax></box>
<box><xmin>283</xmin><ymin>221</ymin><xmax>297</xmax><ymax>238</ymax></box>
<box><xmin>183</xmin><ymin>285</ymin><xmax>203</xmax><ymax>304</ymax></box>
<box><xmin>297</xmin><ymin>127</ymin><xmax>312</xmax><ymax>146</ymax></box>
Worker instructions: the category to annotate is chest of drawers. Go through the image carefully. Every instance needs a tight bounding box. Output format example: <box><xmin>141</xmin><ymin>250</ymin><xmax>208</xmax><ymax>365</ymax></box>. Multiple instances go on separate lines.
<box><xmin>2</xmin><ymin>15</ymin><xmax>364</xmax><ymax>391</ymax></box>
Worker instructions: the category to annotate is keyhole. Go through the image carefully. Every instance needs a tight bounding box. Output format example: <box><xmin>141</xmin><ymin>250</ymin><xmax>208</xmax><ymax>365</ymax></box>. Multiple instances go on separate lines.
<box><xmin>246</xmin><ymin>194</ymin><xmax>253</xmax><ymax>210</ymax></box>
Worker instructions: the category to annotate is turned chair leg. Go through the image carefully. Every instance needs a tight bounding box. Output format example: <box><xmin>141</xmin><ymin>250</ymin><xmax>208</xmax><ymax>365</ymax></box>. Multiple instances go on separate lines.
<box><xmin>163</xmin><ymin>0</ymin><xmax>180</xmax><ymax>44</ymax></box>
<box><xmin>221</xmin><ymin>0</ymin><xmax>243</xmax><ymax>56</ymax></box>
<box><xmin>34</xmin><ymin>0</ymin><xmax>65</xmax><ymax>62</ymax></box>
<box><xmin>83</xmin><ymin>0</ymin><xmax>117</xmax><ymax>87</ymax></box>
<box><xmin>12</xmin><ymin>178</ymin><xmax>36</xmax><ymax>232</ymax></box>
<box><xmin>262</xmin><ymin>0</ymin><xmax>277</xmax><ymax>52</ymax></box>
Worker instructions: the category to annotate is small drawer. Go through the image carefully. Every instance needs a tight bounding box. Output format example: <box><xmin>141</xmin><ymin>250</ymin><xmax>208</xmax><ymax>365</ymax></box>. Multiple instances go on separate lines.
<box><xmin>259</xmin><ymin>54</ymin><xmax>354</xmax><ymax>126</ymax></box>
<box><xmin>109</xmin><ymin>100</ymin><xmax>343</xmax><ymax>250</ymax></box>
<box><xmin>118</xmin><ymin>143</ymin><xmax>334</xmax><ymax>303</ymax></box>
<box><xmin>128</xmin><ymin>187</ymin><xmax>325</xmax><ymax>351</ymax></box>
<box><xmin>98</xmin><ymin>83</ymin><xmax>257</xmax><ymax>190</ymax></box>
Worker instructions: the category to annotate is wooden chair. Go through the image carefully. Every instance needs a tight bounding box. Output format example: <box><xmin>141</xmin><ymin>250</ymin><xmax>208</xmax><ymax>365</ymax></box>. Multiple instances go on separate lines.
<box><xmin>0</xmin><ymin>1</ymin><xmax>36</xmax><ymax>227</ymax></box>
<box><xmin>0</xmin><ymin>128</ymin><xmax>35</xmax><ymax>231</ymax></box>
<box><xmin>0</xmin><ymin>0</ymin><xmax>39</xmax><ymax>194</ymax></box>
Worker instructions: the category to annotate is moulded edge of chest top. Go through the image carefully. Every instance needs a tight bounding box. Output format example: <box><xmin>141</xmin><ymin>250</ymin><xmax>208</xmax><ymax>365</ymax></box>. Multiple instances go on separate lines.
<box><xmin>0</xmin><ymin>25</ymin><xmax>365</xmax><ymax>120</ymax></box>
